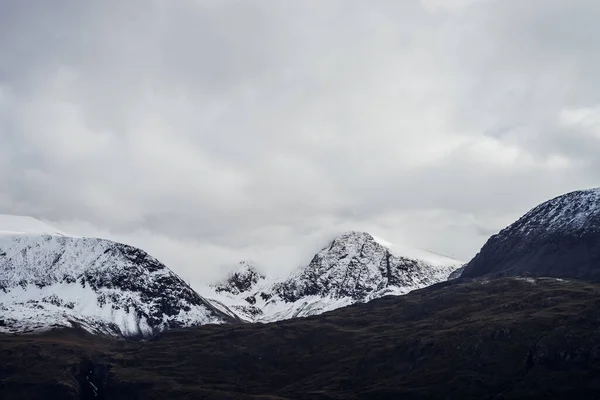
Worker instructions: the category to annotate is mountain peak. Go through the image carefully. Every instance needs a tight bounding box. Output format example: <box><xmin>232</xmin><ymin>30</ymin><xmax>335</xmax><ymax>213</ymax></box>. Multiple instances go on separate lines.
<box><xmin>333</xmin><ymin>231</ymin><xmax>375</xmax><ymax>240</ymax></box>
<box><xmin>510</xmin><ymin>187</ymin><xmax>600</xmax><ymax>237</ymax></box>
<box><xmin>321</xmin><ymin>231</ymin><xmax>381</xmax><ymax>257</ymax></box>
<box><xmin>263</xmin><ymin>232</ymin><xmax>462</xmax><ymax>309</ymax></box>
<box><xmin>462</xmin><ymin>187</ymin><xmax>600</xmax><ymax>281</ymax></box>
<box><xmin>327</xmin><ymin>231</ymin><xmax>462</xmax><ymax>268</ymax></box>
<box><xmin>0</xmin><ymin>234</ymin><xmax>238</xmax><ymax>336</ymax></box>
<box><xmin>212</xmin><ymin>261</ymin><xmax>266</xmax><ymax>296</ymax></box>
<box><xmin>0</xmin><ymin>214</ymin><xmax>68</xmax><ymax>237</ymax></box>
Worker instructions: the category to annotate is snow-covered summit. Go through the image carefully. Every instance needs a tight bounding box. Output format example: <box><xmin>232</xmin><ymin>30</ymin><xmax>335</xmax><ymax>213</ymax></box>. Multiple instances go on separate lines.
<box><xmin>462</xmin><ymin>187</ymin><xmax>600</xmax><ymax>281</ymax></box>
<box><xmin>509</xmin><ymin>188</ymin><xmax>600</xmax><ymax>237</ymax></box>
<box><xmin>0</xmin><ymin>215</ymin><xmax>464</xmax><ymax>334</ymax></box>
<box><xmin>207</xmin><ymin>231</ymin><xmax>463</xmax><ymax>322</ymax></box>
<box><xmin>371</xmin><ymin>235</ymin><xmax>463</xmax><ymax>267</ymax></box>
<box><xmin>270</xmin><ymin>231</ymin><xmax>461</xmax><ymax>303</ymax></box>
<box><xmin>0</xmin><ymin>216</ymin><xmax>238</xmax><ymax>336</ymax></box>
<box><xmin>0</xmin><ymin>214</ymin><xmax>68</xmax><ymax>236</ymax></box>
<box><xmin>212</xmin><ymin>261</ymin><xmax>266</xmax><ymax>296</ymax></box>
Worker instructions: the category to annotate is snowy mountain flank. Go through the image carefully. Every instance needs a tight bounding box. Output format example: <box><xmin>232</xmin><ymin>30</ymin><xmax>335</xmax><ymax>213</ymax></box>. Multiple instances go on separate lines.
<box><xmin>461</xmin><ymin>188</ymin><xmax>600</xmax><ymax>281</ymax></box>
<box><xmin>206</xmin><ymin>232</ymin><xmax>463</xmax><ymax>322</ymax></box>
<box><xmin>0</xmin><ymin>215</ymin><xmax>238</xmax><ymax>337</ymax></box>
<box><xmin>0</xmin><ymin>214</ymin><xmax>67</xmax><ymax>236</ymax></box>
<box><xmin>0</xmin><ymin>215</ymin><xmax>463</xmax><ymax>335</ymax></box>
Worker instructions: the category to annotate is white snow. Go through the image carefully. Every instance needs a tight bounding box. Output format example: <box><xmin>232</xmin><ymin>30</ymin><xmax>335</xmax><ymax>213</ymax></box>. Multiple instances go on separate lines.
<box><xmin>205</xmin><ymin>232</ymin><xmax>464</xmax><ymax>323</ymax></box>
<box><xmin>0</xmin><ymin>214</ymin><xmax>69</xmax><ymax>237</ymax></box>
<box><xmin>514</xmin><ymin>188</ymin><xmax>600</xmax><ymax>237</ymax></box>
<box><xmin>0</xmin><ymin>281</ymin><xmax>156</xmax><ymax>336</ymax></box>
<box><xmin>372</xmin><ymin>235</ymin><xmax>463</xmax><ymax>267</ymax></box>
<box><xmin>0</xmin><ymin>225</ymin><xmax>229</xmax><ymax>336</ymax></box>
<box><xmin>514</xmin><ymin>277</ymin><xmax>537</xmax><ymax>284</ymax></box>
<box><xmin>0</xmin><ymin>215</ymin><xmax>467</xmax><ymax>334</ymax></box>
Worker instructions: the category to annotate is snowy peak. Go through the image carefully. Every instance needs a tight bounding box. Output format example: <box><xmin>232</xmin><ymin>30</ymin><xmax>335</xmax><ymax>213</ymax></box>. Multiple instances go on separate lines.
<box><xmin>273</xmin><ymin>231</ymin><xmax>390</xmax><ymax>302</ymax></box>
<box><xmin>212</xmin><ymin>261</ymin><xmax>266</xmax><ymax>296</ymax></box>
<box><xmin>0</xmin><ymin>231</ymin><xmax>238</xmax><ymax>337</ymax></box>
<box><xmin>372</xmin><ymin>235</ymin><xmax>464</xmax><ymax>267</ymax></box>
<box><xmin>508</xmin><ymin>188</ymin><xmax>600</xmax><ymax>238</ymax></box>
<box><xmin>0</xmin><ymin>215</ymin><xmax>465</xmax><ymax>334</ymax></box>
<box><xmin>272</xmin><ymin>231</ymin><xmax>461</xmax><ymax>303</ymax></box>
<box><xmin>207</xmin><ymin>232</ymin><xmax>463</xmax><ymax>323</ymax></box>
<box><xmin>0</xmin><ymin>214</ymin><xmax>67</xmax><ymax>236</ymax></box>
<box><xmin>326</xmin><ymin>231</ymin><xmax>378</xmax><ymax>251</ymax></box>
<box><xmin>462</xmin><ymin>187</ymin><xmax>600</xmax><ymax>281</ymax></box>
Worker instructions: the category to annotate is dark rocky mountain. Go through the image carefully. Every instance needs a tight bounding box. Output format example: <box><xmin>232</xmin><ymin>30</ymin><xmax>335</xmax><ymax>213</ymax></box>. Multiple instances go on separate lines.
<box><xmin>462</xmin><ymin>188</ymin><xmax>600</xmax><ymax>281</ymax></box>
<box><xmin>3</xmin><ymin>277</ymin><xmax>600</xmax><ymax>399</ymax></box>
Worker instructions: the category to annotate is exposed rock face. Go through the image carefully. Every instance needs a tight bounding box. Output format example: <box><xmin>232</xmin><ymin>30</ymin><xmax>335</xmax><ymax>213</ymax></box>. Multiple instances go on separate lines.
<box><xmin>448</xmin><ymin>265</ymin><xmax>466</xmax><ymax>280</ymax></box>
<box><xmin>208</xmin><ymin>261</ymin><xmax>267</xmax><ymax>320</ymax></box>
<box><xmin>462</xmin><ymin>188</ymin><xmax>600</xmax><ymax>281</ymax></box>
<box><xmin>0</xmin><ymin>234</ymin><xmax>239</xmax><ymax>337</ymax></box>
<box><xmin>270</xmin><ymin>232</ymin><xmax>459</xmax><ymax>302</ymax></box>
<box><xmin>213</xmin><ymin>261</ymin><xmax>266</xmax><ymax>296</ymax></box>
<box><xmin>208</xmin><ymin>232</ymin><xmax>463</xmax><ymax>322</ymax></box>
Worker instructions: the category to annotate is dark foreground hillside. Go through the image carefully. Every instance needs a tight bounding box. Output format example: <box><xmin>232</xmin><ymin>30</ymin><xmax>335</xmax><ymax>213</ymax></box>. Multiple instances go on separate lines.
<box><xmin>3</xmin><ymin>278</ymin><xmax>600</xmax><ymax>399</ymax></box>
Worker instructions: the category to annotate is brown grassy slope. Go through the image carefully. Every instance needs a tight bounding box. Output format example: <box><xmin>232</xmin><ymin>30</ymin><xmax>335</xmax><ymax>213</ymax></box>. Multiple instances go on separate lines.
<box><xmin>3</xmin><ymin>278</ymin><xmax>600</xmax><ymax>399</ymax></box>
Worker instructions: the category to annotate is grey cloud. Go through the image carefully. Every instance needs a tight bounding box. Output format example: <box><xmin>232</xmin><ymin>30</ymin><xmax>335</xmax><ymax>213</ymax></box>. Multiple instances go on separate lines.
<box><xmin>1</xmin><ymin>0</ymin><xmax>600</xmax><ymax>282</ymax></box>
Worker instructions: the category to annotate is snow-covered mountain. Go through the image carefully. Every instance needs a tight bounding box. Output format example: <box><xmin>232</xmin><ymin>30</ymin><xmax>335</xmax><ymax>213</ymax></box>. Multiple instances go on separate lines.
<box><xmin>461</xmin><ymin>188</ymin><xmax>600</xmax><ymax>281</ymax></box>
<box><xmin>206</xmin><ymin>232</ymin><xmax>463</xmax><ymax>322</ymax></box>
<box><xmin>0</xmin><ymin>214</ymin><xmax>67</xmax><ymax>236</ymax></box>
<box><xmin>0</xmin><ymin>216</ymin><xmax>239</xmax><ymax>337</ymax></box>
<box><xmin>0</xmin><ymin>215</ymin><xmax>463</xmax><ymax>335</ymax></box>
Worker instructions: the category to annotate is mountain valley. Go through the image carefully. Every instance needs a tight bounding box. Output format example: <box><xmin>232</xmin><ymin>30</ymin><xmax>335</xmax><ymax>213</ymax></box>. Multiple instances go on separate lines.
<box><xmin>2</xmin><ymin>187</ymin><xmax>600</xmax><ymax>398</ymax></box>
<box><xmin>3</xmin><ymin>277</ymin><xmax>600</xmax><ymax>399</ymax></box>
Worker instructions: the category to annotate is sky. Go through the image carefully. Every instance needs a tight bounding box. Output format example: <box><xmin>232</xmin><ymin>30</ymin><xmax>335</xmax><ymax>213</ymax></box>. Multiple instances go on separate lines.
<box><xmin>1</xmin><ymin>0</ymin><xmax>600</xmax><ymax>287</ymax></box>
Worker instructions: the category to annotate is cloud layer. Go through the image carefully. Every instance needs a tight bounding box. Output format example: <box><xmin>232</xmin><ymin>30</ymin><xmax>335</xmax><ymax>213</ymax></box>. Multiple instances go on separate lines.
<box><xmin>1</xmin><ymin>0</ymin><xmax>599</xmax><ymax>286</ymax></box>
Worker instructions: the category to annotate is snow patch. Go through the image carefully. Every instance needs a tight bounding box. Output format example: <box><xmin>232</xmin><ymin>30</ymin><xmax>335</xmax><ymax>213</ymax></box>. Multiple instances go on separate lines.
<box><xmin>0</xmin><ymin>214</ymin><xmax>70</xmax><ymax>237</ymax></box>
<box><xmin>372</xmin><ymin>235</ymin><xmax>462</xmax><ymax>267</ymax></box>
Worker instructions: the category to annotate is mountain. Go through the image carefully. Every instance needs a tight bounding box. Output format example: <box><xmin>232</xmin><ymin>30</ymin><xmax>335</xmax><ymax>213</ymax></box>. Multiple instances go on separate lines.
<box><xmin>461</xmin><ymin>188</ymin><xmax>600</xmax><ymax>281</ymax></box>
<box><xmin>0</xmin><ymin>214</ymin><xmax>67</xmax><ymax>236</ymax></box>
<box><xmin>207</xmin><ymin>261</ymin><xmax>269</xmax><ymax>320</ymax></box>
<box><xmin>4</xmin><ymin>277</ymin><xmax>600</xmax><ymax>399</ymax></box>
<box><xmin>0</xmin><ymin>216</ymin><xmax>239</xmax><ymax>337</ymax></box>
<box><xmin>0</xmin><ymin>216</ymin><xmax>462</xmax><ymax>334</ymax></box>
<box><xmin>207</xmin><ymin>232</ymin><xmax>463</xmax><ymax>322</ymax></box>
<box><xmin>212</xmin><ymin>261</ymin><xmax>266</xmax><ymax>296</ymax></box>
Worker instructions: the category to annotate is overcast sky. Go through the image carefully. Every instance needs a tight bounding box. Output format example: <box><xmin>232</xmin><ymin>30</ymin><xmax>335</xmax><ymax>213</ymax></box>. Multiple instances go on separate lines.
<box><xmin>1</xmin><ymin>0</ymin><xmax>599</xmax><ymax>287</ymax></box>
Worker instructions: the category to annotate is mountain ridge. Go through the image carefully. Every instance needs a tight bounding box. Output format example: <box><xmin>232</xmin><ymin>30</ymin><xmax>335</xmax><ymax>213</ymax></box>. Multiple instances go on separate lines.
<box><xmin>0</xmin><ymin>231</ymin><xmax>239</xmax><ymax>337</ymax></box>
<box><xmin>0</xmin><ymin>216</ymin><xmax>463</xmax><ymax>334</ymax></box>
<box><xmin>207</xmin><ymin>231</ymin><xmax>463</xmax><ymax>322</ymax></box>
<box><xmin>462</xmin><ymin>187</ymin><xmax>600</xmax><ymax>281</ymax></box>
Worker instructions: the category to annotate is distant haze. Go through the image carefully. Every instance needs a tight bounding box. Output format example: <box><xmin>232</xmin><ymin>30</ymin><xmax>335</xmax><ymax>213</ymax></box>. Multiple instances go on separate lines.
<box><xmin>1</xmin><ymin>1</ymin><xmax>599</xmax><ymax>287</ymax></box>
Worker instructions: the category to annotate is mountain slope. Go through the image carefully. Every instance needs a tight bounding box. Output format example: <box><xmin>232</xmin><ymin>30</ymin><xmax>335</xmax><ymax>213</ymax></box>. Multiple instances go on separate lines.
<box><xmin>205</xmin><ymin>261</ymin><xmax>270</xmax><ymax>321</ymax></box>
<box><xmin>462</xmin><ymin>188</ymin><xmax>600</xmax><ymax>281</ymax></box>
<box><xmin>208</xmin><ymin>232</ymin><xmax>463</xmax><ymax>322</ymax></box>
<box><xmin>3</xmin><ymin>277</ymin><xmax>600</xmax><ymax>399</ymax></box>
<box><xmin>0</xmin><ymin>214</ymin><xmax>67</xmax><ymax>236</ymax></box>
<box><xmin>0</xmin><ymin>218</ymin><xmax>239</xmax><ymax>336</ymax></box>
